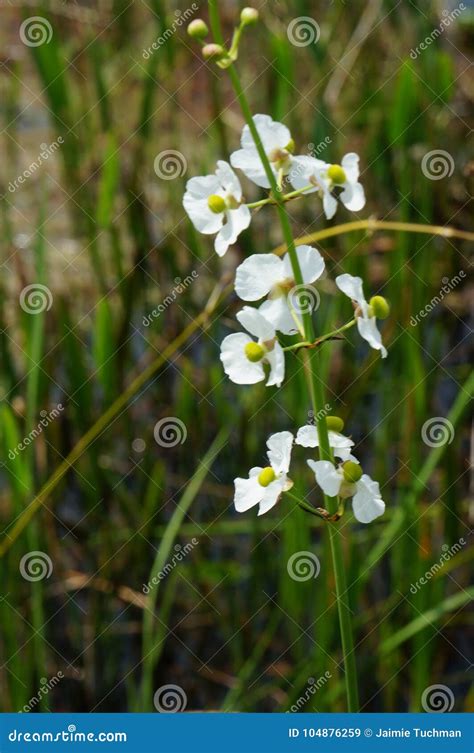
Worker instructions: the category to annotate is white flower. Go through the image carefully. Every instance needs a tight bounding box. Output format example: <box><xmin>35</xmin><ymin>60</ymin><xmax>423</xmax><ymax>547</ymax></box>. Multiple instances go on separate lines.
<box><xmin>234</xmin><ymin>431</ymin><xmax>294</xmax><ymax>515</ymax></box>
<box><xmin>290</xmin><ymin>153</ymin><xmax>365</xmax><ymax>220</ymax></box>
<box><xmin>234</xmin><ymin>245</ymin><xmax>325</xmax><ymax>334</ymax></box>
<box><xmin>183</xmin><ymin>160</ymin><xmax>251</xmax><ymax>256</ymax></box>
<box><xmin>220</xmin><ymin>306</ymin><xmax>285</xmax><ymax>387</ymax></box>
<box><xmin>335</xmin><ymin>273</ymin><xmax>388</xmax><ymax>358</ymax></box>
<box><xmin>295</xmin><ymin>424</ymin><xmax>355</xmax><ymax>460</ymax></box>
<box><xmin>307</xmin><ymin>459</ymin><xmax>385</xmax><ymax>524</ymax></box>
<box><xmin>230</xmin><ymin>114</ymin><xmax>295</xmax><ymax>189</ymax></box>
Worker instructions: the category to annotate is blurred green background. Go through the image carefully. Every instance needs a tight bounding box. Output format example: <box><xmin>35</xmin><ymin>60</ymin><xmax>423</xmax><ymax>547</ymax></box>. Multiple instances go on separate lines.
<box><xmin>0</xmin><ymin>0</ymin><xmax>472</xmax><ymax>713</ymax></box>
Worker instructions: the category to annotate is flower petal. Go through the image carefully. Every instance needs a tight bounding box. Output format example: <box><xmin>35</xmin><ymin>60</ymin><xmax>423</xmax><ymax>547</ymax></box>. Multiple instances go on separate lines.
<box><xmin>215</xmin><ymin>160</ymin><xmax>242</xmax><ymax>200</ymax></box>
<box><xmin>241</xmin><ymin>114</ymin><xmax>291</xmax><ymax>153</ymax></box>
<box><xmin>214</xmin><ymin>205</ymin><xmax>251</xmax><ymax>257</ymax></box>
<box><xmin>340</xmin><ymin>182</ymin><xmax>366</xmax><ymax>212</ymax></box>
<box><xmin>283</xmin><ymin>244</ymin><xmax>325</xmax><ymax>284</ymax></box>
<box><xmin>307</xmin><ymin>460</ymin><xmax>342</xmax><ymax>497</ymax></box>
<box><xmin>288</xmin><ymin>155</ymin><xmax>326</xmax><ymax>193</ymax></box>
<box><xmin>265</xmin><ymin>341</ymin><xmax>285</xmax><ymax>387</ymax></box>
<box><xmin>322</xmin><ymin>189</ymin><xmax>338</xmax><ymax>220</ymax></box>
<box><xmin>335</xmin><ymin>447</ymin><xmax>358</xmax><ymax>462</ymax></box>
<box><xmin>296</xmin><ymin>425</ymin><xmax>354</xmax><ymax>451</ymax></box>
<box><xmin>352</xmin><ymin>474</ymin><xmax>385</xmax><ymax>523</ymax></box>
<box><xmin>184</xmin><ymin>199</ymin><xmax>224</xmax><ymax>234</ymax></box>
<box><xmin>341</xmin><ymin>152</ymin><xmax>360</xmax><ymax>183</ymax></box>
<box><xmin>236</xmin><ymin>306</ymin><xmax>276</xmax><ymax>341</ymax></box>
<box><xmin>235</xmin><ymin>254</ymin><xmax>284</xmax><ymax>301</ymax></box>
<box><xmin>234</xmin><ymin>468</ymin><xmax>264</xmax><ymax>512</ymax></box>
<box><xmin>183</xmin><ymin>177</ymin><xmax>225</xmax><ymax>234</ymax></box>
<box><xmin>266</xmin><ymin>430</ymin><xmax>293</xmax><ymax>474</ymax></box>
<box><xmin>258</xmin><ymin>296</ymin><xmax>297</xmax><ymax>335</ymax></box>
<box><xmin>220</xmin><ymin>333</ymin><xmax>265</xmax><ymax>384</ymax></box>
<box><xmin>295</xmin><ymin>425</ymin><xmax>319</xmax><ymax>448</ymax></box>
<box><xmin>356</xmin><ymin>316</ymin><xmax>387</xmax><ymax>358</ymax></box>
<box><xmin>335</xmin><ymin>273</ymin><xmax>366</xmax><ymax>308</ymax></box>
<box><xmin>184</xmin><ymin>174</ymin><xmax>221</xmax><ymax>200</ymax></box>
<box><xmin>258</xmin><ymin>476</ymin><xmax>287</xmax><ymax>516</ymax></box>
<box><xmin>230</xmin><ymin>147</ymin><xmax>270</xmax><ymax>189</ymax></box>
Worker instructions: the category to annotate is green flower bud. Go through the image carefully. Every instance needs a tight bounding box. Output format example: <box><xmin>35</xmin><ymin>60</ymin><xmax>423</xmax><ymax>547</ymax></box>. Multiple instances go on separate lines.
<box><xmin>244</xmin><ymin>342</ymin><xmax>265</xmax><ymax>362</ymax></box>
<box><xmin>202</xmin><ymin>43</ymin><xmax>226</xmax><ymax>61</ymax></box>
<box><xmin>207</xmin><ymin>194</ymin><xmax>226</xmax><ymax>214</ymax></box>
<box><xmin>369</xmin><ymin>295</ymin><xmax>390</xmax><ymax>320</ymax></box>
<box><xmin>342</xmin><ymin>461</ymin><xmax>363</xmax><ymax>483</ymax></box>
<box><xmin>258</xmin><ymin>466</ymin><xmax>276</xmax><ymax>486</ymax></box>
<box><xmin>325</xmin><ymin>415</ymin><xmax>345</xmax><ymax>433</ymax></box>
<box><xmin>327</xmin><ymin>164</ymin><xmax>346</xmax><ymax>185</ymax></box>
<box><xmin>241</xmin><ymin>7</ymin><xmax>259</xmax><ymax>25</ymax></box>
<box><xmin>187</xmin><ymin>19</ymin><xmax>209</xmax><ymax>39</ymax></box>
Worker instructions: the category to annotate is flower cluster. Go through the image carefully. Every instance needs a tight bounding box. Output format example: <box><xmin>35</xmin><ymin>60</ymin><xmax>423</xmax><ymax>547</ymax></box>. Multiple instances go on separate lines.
<box><xmin>182</xmin><ymin>43</ymin><xmax>389</xmax><ymax>526</ymax></box>
<box><xmin>234</xmin><ymin>420</ymin><xmax>385</xmax><ymax>524</ymax></box>
<box><xmin>183</xmin><ymin>115</ymin><xmax>389</xmax><ymax>390</ymax></box>
<box><xmin>183</xmin><ymin>115</ymin><xmax>366</xmax><ymax>256</ymax></box>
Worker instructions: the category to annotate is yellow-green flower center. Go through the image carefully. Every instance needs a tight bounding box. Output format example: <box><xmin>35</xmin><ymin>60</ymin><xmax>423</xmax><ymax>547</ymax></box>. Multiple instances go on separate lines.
<box><xmin>207</xmin><ymin>194</ymin><xmax>226</xmax><ymax>214</ymax></box>
<box><xmin>342</xmin><ymin>461</ymin><xmax>363</xmax><ymax>483</ymax></box>
<box><xmin>325</xmin><ymin>415</ymin><xmax>345</xmax><ymax>433</ymax></box>
<box><xmin>258</xmin><ymin>466</ymin><xmax>276</xmax><ymax>486</ymax></box>
<box><xmin>369</xmin><ymin>295</ymin><xmax>390</xmax><ymax>320</ymax></box>
<box><xmin>268</xmin><ymin>147</ymin><xmax>291</xmax><ymax>170</ymax></box>
<box><xmin>244</xmin><ymin>342</ymin><xmax>265</xmax><ymax>362</ymax></box>
<box><xmin>327</xmin><ymin>164</ymin><xmax>346</xmax><ymax>185</ymax></box>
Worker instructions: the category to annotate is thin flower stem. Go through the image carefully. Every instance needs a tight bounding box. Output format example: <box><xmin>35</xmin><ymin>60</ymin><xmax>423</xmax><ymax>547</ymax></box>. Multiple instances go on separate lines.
<box><xmin>246</xmin><ymin>183</ymin><xmax>316</xmax><ymax>209</ymax></box>
<box><xmin>208</xmin><ymin>0</ymin><xmax>359</xmax><ymax>711</ymax></box>
<box><xmin>282</xmin><ymin>320</ymin><xmax>356</xmax><ymax>351</ymax></box>
<box><xmin>246</xmin><ymin>197</ymin><xmax>274</xmax><ymax>209</ymax></box>
<box><xmin>283</xmin><ymin>341</ymin><xmax>312</xmax><ymax>352</ymax></box>
<box><xmin>282</xmin><ymin>184</ymin><xmax>316</xmax><ymax>201</ymax></box>
<box><xmin>319</xmin><ymin>319</ymin><xmax>356</xmax><ymax>342</ymax></box>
